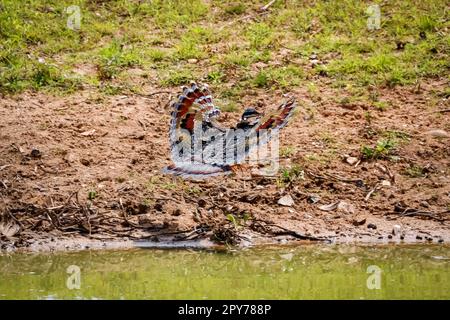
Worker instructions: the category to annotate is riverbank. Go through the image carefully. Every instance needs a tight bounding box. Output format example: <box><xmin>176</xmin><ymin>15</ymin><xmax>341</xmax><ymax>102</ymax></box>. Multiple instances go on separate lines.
<box><xmin>1</xmin><ymin>86</ymin><xmax>449</xmax><ymax>252</ymax></box>
<box><xmin>1</xmin><ymin>1</ymin><xmax>449</xmax><ymax>253</ymax></box>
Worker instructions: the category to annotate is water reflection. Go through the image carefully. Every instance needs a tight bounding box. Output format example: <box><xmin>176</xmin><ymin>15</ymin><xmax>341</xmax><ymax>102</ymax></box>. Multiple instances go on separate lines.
<box><xmin>0</xmin><ymin>244</ymin><xmax>448</xmax><ymax>299</ymax></box>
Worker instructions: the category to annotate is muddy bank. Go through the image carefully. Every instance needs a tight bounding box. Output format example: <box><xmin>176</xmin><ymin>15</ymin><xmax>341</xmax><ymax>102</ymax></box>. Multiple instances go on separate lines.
<box><xmin>1</xmin><ymin>82</ymin><xmax>449</xmax><ymax>252</ymax></box>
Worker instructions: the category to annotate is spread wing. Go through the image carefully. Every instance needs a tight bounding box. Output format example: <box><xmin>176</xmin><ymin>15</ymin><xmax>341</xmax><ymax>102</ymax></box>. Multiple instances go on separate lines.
<box><xmin>255</xmin><ymin>97</ymin><xmax>297</xmax><ymax>132</ymax></box>
<box><xmin>226</xmin><ymin>97</ymin><xmax>297</xmax><ymax>164</ymax></box>
<box><xmin>164</xmin><ymin>83</ymin><xmax>297</xmax><ymax>179</ymax></box>
<box><xmin>169</xmin><ymin>82</ymin><xmax>214</xmax><ymax>150</ymax></box>
<box><xmin>166</xmin><ymin>83</ymin><xmax>230</xmax><ymax>178</ymax></box>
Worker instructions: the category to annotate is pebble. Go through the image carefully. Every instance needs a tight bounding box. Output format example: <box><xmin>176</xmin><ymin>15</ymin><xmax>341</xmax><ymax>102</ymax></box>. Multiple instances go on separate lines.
<box><xmin>392</xmin><ymin>224</ymin><xmax>401</xmax><ymax>235</ymax></box>
<box><xmin>381</xmin><ymin>180</ymin><xmax>391</xmax><ymax>187</ymax></box>
<box><xmin>367</xmin><ymin>223</ymin><xmax>377</xmax><ymax>230</ymax></box>
<box><xmin>30</xmin><ymin>148</ymin><xmax>42</xmax><ymax>158</ymax></box>
<box><xmin>307</xmin><ymin>194</ymin><xmax>320</xmax><ymax>204</ymax></box>
<box><xmin>346</xmin><ymin>156</ymin><xmax>359</xmax><ymax>165</ymax></box>
<box><xmin>278</xmin><ymin>194</ymin><xmax>295</xmax><ymax>207</ymax></box>
<box><xmin>352</xmin><ymin>217</ymin><xmax>366</xmax><ymax>226</ymax></box>
<box><xmin>310</xmin><ymin>59</ymin><xmax>320</xmax><ymax>67</ymax></box>
<box><xmin>337</xmin><ymin>201</ymin><xmax>355</xmax><ymax>214</ymax></box>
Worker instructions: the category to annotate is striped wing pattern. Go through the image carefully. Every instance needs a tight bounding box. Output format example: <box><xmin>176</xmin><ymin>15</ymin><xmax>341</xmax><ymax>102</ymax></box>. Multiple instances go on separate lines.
<box><xmin>164</xmin><ymin>83</ymin><xmax>297</xmax><ymax>179</ymax></box>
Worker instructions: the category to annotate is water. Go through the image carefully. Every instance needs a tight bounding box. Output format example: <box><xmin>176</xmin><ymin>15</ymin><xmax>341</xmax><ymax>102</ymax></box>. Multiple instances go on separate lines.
<box><xmin>0</xmin><ymin>244</ymin><xmax>449</xmax><ymax>299</ymax></box>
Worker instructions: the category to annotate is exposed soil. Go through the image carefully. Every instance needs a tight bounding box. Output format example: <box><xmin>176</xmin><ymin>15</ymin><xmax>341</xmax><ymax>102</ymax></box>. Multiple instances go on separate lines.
<box><xmin>1</xmin><ymin>80</ymin><xmax>449</xmax><ymax>252</ymax></box>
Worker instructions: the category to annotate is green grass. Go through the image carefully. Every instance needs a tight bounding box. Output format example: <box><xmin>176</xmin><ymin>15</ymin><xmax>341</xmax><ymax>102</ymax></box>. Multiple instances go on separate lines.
<box><xmin>97</xmin><ymin>40</ymin><xmax>141</xmax><ymax>80</ymax></box>
<box><xmin>0</xmin><ymin>0</ymin><xmax>448</xmax><ymax>95</ymax></box>
<box><xmin>280</xmin><ymin>146</ymin><xmax>296</xmax><ymax>158</ymax></box>
<box><xmin>278</xmin><ymin>165</ymin><xmax>304</xmax><ymax>187</ymax></box>
<box><xmin>403</xmin><ymin>164</ymin><xmax>427</xmax><ymax>178</ymax></box>
<box><xmin>160</xmin><ymin>67</ymin><xmax>194</xmax><ymax>86</ymax></box>
<box><xmin>361</xmin><ymin>139</ymin><xmax>397</xmax><ymax>160</ymax></box>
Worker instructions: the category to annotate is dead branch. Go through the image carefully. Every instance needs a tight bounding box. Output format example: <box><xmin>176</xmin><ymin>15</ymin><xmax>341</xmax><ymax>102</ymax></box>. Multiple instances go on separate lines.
<box><xmin>252</xmin><ymin>219</ymin><xmax>331</xmax><ymax>242</ymax></box>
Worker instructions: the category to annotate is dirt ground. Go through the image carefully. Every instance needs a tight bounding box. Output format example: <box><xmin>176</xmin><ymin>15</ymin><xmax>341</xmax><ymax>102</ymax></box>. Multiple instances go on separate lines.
<box><xmin>0</xmin><ymin>80</ymin><xmax>449</xmax><ymax>252</ymax></box>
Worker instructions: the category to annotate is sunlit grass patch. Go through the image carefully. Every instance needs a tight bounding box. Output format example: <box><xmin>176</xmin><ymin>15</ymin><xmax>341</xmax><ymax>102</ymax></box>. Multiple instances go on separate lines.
<box><xmin>253</xmin><ymin>65</ymin><xmax>304</xmax><ymax>89</ymax></box>
<box><xmin>175</xmin><ymin>36</ymin><xmax>204</xmax><ymax>60</ymax></box>
<box><xmin>159</xmin><ymin>67</ymin><xmax>194</xmax><ymax>86</ymax></box>
<box><xmin>96</xmin><ymin>40</ymin><xmax>141</xmax><ymax>80</ymax></box>
<box><xmin>0</xmin><ymin>0</ymin><xmax>448</xmax><ymax>94</ymax></box>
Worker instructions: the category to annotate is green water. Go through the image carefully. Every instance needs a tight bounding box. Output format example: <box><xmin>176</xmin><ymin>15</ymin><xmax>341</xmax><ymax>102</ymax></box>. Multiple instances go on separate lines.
<box><xmin>0</xmin><ymin>244</ymin><xmax>449</xmax><ymax>299</ymax></box>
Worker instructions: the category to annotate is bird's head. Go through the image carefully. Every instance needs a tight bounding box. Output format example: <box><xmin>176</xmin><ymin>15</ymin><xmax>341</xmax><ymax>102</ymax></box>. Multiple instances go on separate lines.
<box><xmin>241</xmin><ymin>108</ymin><xmax>260</xmax><ymax>122</ymax></box>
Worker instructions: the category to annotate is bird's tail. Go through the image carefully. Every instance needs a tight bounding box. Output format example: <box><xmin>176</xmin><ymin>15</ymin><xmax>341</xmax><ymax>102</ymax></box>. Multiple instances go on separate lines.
<box><xmin>163</xmin><ymin>163</ymin><xmax>232</xmax><ymax>180</ymax></box>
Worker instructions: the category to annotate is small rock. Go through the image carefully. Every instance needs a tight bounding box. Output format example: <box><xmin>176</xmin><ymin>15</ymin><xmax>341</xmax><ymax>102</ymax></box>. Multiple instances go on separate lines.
<box><xmin>392</xmin><ymin>224</ymin><xmax>401</xmax><ymax>236</ymax></box>
<box><xmin>346</xmin><ymin>156</ymin><xmax>359</xmax><ymax>166</ymax></box>
<box><xmin>278</xmin><ymin>194</ymin><xmax>295</xmax><ymax>207</ymax></box>
<box><xmin>352</xmin><ymin>217</ymin><xmax>366</xmax><ymax>226</ymax></box>
<box><xmin>198</xmin><ymin>198</ymin><xmax>207</xmax><ymax>208</ymax></box>
<box><xmin>80</xmin><ymin>129</ymin><xmax>96</xmax><ymax>137</ymax></box>
<box><xmin>310</xmin><ymin>59</ymin><xmax>320</xmax><ymax>67</ymax></box>
<box><xmin>388</xmin><ymin>235</ymin><xmax>393</xmax><ymax>239</ymax></box>
<box><xmin>30</xmin><ymin>148</ymin><xmax>42</xmax><ymax>158</ymax></box>
<box><xmin>187</xmin><ymin>59</ymin><xmax>198</xmax><ymax>64</ymax></box>
<box><xmin>416</xmin><ymin>235</ymin><xmax>423</xmax><ymax>240</ymax></box>
<box><xmin>381</xmin><ymin>180</ymin><xmax>391</xmax><ymax>187</ymax></box>
<box><xmin>337</xmin><ymin>201</ymin><xmax>355</xmax><ymax>214</ymax></box>
<box><xmin>65</xmin><ymin>153</ymin><xmax>77</xmax><ymax>163</ymax></box>
<box><xmin>420</xmin><ymin>201</ymin><xmax>430</xmax><ymax>208</ymax></box>
<box><xmin>80</xmin><ymin>158</ymin><xmax>90</xmax><ymax>166</ymax></box>
<box><xmin>307</xmin><ymin>194</ymin><xmax>320</xmax><ymax>204</ymax></box>
<box><xmin>367</xmin><ymin>223</ymin><xmax>377</xmax><ymax>230</ymax></box>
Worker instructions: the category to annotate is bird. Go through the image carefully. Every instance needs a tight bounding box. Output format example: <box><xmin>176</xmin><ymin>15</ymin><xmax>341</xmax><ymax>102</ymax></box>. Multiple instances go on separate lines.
<box><xmin>163</xmin><ymin>82</ymin><xmax>297</xmax><ymax>179</ymax></box>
